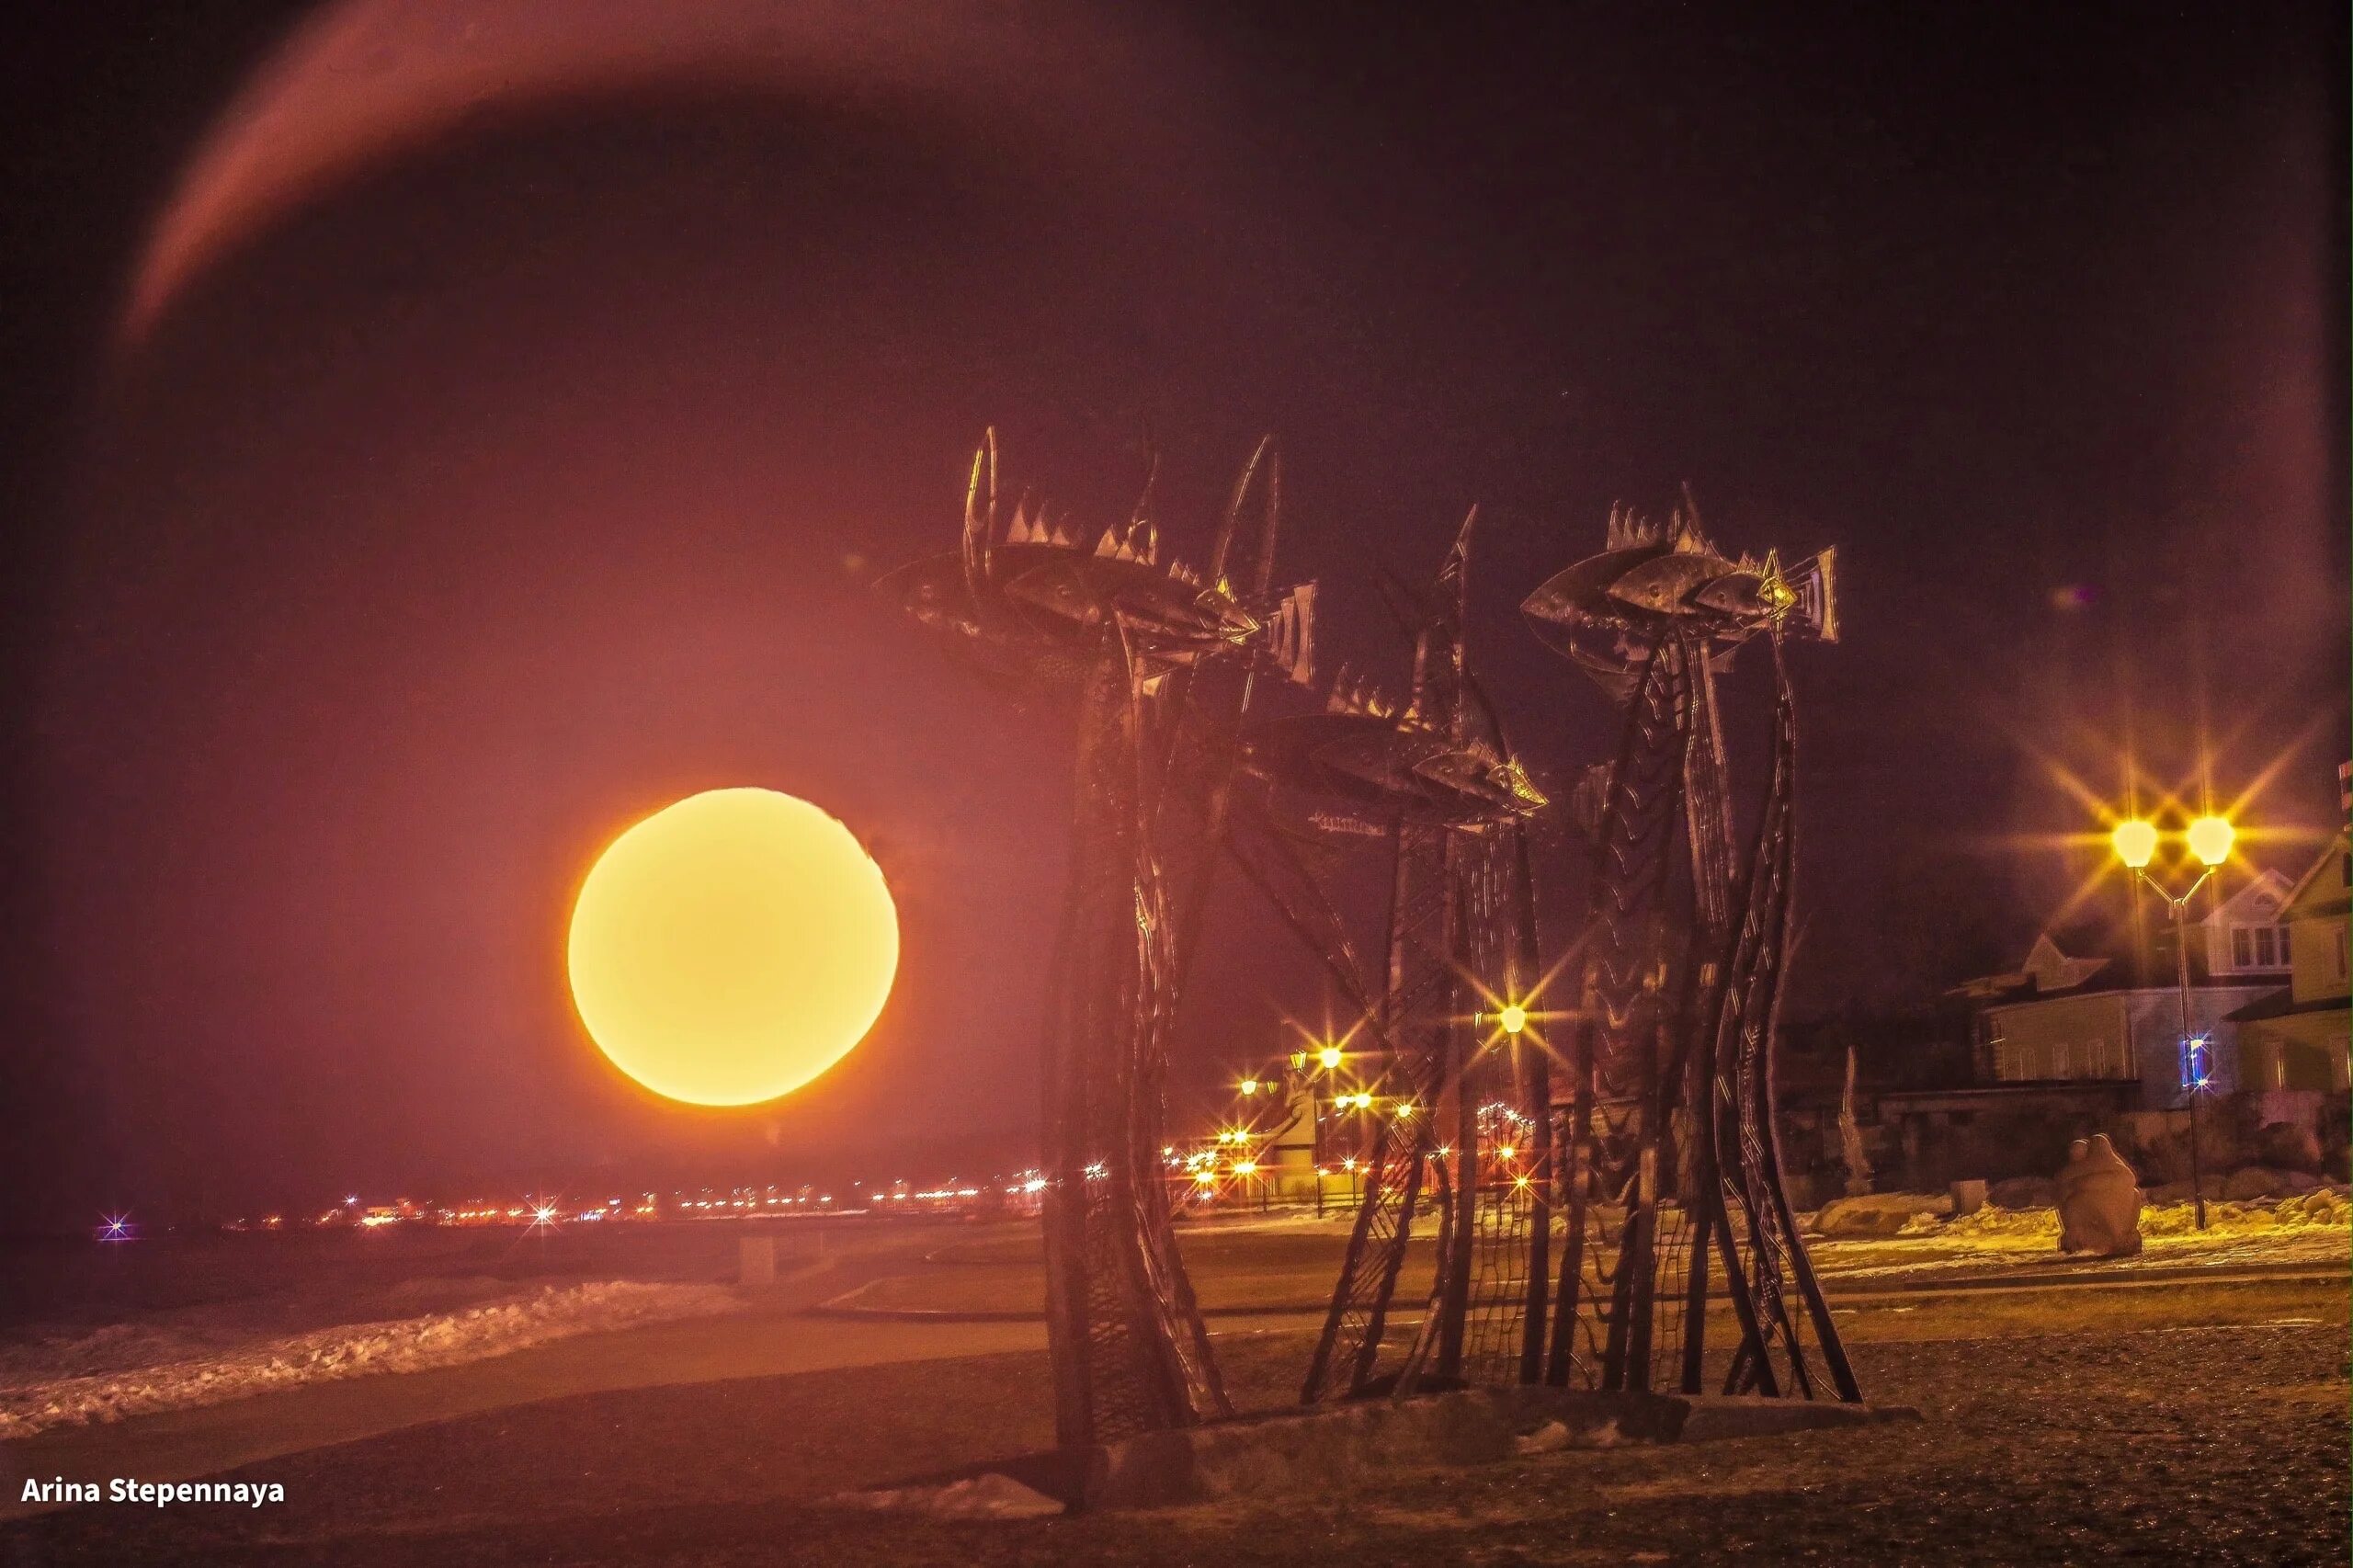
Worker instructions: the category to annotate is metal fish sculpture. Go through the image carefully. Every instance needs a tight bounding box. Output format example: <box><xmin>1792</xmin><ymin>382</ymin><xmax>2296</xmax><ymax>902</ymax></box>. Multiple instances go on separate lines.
<box><xmin>1520</xmin><ymin>494</ymin><xmax>1836</xmax><ymax>695</ymax></box>
<box><xmin>880</xmin><ymin>431</ymin><xmax>1314</xmax><ymax>685</ymax></box>
<box><xmin>1245</xmin><ymin>709</ymin><xmax>1545</xmax><ymax>829</ymax></box>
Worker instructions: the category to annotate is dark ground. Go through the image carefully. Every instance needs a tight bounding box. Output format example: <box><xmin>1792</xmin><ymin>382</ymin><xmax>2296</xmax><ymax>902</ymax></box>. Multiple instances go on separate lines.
<box><xmin>3</xmin><ymin>1278</ymin><xmax>2345</xmax><ymax>1567</ymax></box>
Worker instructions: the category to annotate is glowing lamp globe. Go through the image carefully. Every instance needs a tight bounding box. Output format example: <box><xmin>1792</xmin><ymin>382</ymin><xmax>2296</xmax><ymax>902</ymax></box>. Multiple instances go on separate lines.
<box><xmin>567</xmin><ymin>788</ymin><xmax>899</xmax><ymax>1107</ymax></box>
<box><xmin>2110</xmin><ymin>819</ymin><xmax>2158</xmax><ymax>869</ymax></box>
<box><xmin>1497</xmin><ymin>1004</ymin><xmax>1529</xmax><ymax>1036</ymax></box>
<box><xmin>2186</xmin><ymin>815</ymin><xmax>2234</xmax><ymax>868</ymax></box>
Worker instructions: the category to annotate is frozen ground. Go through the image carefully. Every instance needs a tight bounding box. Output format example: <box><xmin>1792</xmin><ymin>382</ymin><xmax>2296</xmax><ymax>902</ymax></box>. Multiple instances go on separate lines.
<box><xmin>2</xmin><ymin>1198</ymin><xmax>2336</xmax><ymax>1448</ymax></box>
<box><xmin>6</xmin><ymin>1277</ymin><xmax>2343</xmax><ymax>1566</ymax></box>
<box><xmin>0</xmin><ymin>1278</ymin><xmax>743</xmax><ymax>1439</ymax></box>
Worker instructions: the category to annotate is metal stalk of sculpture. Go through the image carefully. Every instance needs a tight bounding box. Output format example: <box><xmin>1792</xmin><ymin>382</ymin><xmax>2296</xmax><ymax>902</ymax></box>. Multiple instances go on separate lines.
<box><xmin>1232</xmin><ymin>512</ymin><xmax>1549</xmax><ymax>1404</ymax></box>
<box><xmin>1522</xmin><ymin>495</ymin><xmax>1857</xmax><ymax>1400</ymax></box>
<box><xmin>884</xmin><ymin>433</ymin><xmax>1313</xmax><ymax>1446</ymax></box>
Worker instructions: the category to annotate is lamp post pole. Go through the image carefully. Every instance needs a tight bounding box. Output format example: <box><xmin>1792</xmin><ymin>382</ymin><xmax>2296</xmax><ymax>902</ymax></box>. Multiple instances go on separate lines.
<box><xmin>2136</xmin><ymin>865</ymin><xmax>2215</xmax><ymax>1232</ymax></box>
<box><xmin>2112</xmin><ymin>812</ymin><xmax>2234</xmax><ymax>1234</ymax></box>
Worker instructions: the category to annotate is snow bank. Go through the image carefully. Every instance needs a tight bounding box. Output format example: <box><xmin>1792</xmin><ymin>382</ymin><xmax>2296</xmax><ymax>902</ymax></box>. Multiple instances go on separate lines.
<box><xmin>1931</xmin><ymin>1188</ymin><xmax>2349</xmax><ymax>1242</ymax></box>
<box><xmin>0</xmin><ymin>1279</ymin><xmax>741</xmax><ymax>1439</ymax></box>
<box><xmin>1810</xmin><ymin>1193</ymin><xmax>1950</xmax><ymax>1238</ymax></box>
<box><xmin>2139</xmin><ymin>1189</ymin><xmax>2350</xmax><ymax>1236</ymax></box>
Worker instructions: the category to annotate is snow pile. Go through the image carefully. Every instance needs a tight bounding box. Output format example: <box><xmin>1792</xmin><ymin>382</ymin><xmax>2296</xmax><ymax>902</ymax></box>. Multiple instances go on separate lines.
<box><xmin>1809</xmin><ymin>1193</ymin><xmax>1950</xmax><ymax>1239</ymax></box>
<box><xmin>1938</xmin><ymin>1206</ymin><xmax>2062</xmax><ymax>1241</ymax></box>
<box><xmin>0</xmin><ymin>1279</ymin><xmax>741</xmax><ymax>1439</ymax></box>
<box><xmin>1917</xmin><ymin>1189</ymin><xmax>2347</xmax><ymax>1243</ymax></box>
<box><xmin>2141</xmin><ymin>1189</ymin><xmax>2350</xmax><ymax>1237</ymax></box>
<box><xmin>0</xmin><ymin>1276</ymin><xmax>538</xmax><ymax>1391</ymax></box>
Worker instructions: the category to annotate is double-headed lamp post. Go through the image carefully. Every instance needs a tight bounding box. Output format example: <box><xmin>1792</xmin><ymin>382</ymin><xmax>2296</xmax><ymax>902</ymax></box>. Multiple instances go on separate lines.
<box><xmin>2110</xmin><ymin>812</ymin><xmax>2235</xmax><ymax>1231</ymax></box>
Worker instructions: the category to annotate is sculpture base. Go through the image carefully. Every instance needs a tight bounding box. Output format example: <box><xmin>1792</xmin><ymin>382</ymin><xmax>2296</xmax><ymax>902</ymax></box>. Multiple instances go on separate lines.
<box><xmin>832</xmin><ymin>1387</ymin><xmax>1923</xmax><ymax>1517</ymax></box>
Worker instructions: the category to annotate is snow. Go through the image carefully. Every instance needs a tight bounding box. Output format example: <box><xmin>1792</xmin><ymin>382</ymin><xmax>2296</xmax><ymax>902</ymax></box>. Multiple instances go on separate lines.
<box><xmin>1808</xmin><ymin>1189</ymin><xmax>2350</xmax><ymax>1284</ymax></box>
<box><xmin>0</xmin><ymin>1279</ymin><xmax>742</xmax><ymax>1439</ymax></box>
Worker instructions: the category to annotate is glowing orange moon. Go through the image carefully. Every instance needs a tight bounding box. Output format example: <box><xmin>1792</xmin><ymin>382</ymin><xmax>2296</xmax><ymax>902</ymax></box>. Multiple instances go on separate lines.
<box><xmin>567</xmin><ymin>788</ymin><xmax>898</xmax><ymax>1107</ymax></box>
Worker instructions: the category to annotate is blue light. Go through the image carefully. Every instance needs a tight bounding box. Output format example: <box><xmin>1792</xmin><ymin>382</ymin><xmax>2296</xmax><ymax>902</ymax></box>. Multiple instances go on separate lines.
<box><xmin>2178</xmin><ymin>1036</ymin><xmax>2213</xmax><ymax>1092</ymax></box>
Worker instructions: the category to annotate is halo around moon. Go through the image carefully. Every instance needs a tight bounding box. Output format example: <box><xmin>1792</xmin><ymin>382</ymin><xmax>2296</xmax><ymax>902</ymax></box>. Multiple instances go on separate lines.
<box><xmin>116</xmin><ymin>0</ymin><xmax>1200</xmax><ymax>345</ymax></box>
<box><xmin>567</xmin><ymin>787</ymin><xmax>898</xmax><ymax>1107</ymax></box>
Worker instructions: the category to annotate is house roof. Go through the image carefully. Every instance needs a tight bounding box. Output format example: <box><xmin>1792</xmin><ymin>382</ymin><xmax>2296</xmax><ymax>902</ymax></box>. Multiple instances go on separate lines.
<box><xmin>2224</xmin><ymin>987</ymin><xmax>2353</xmax><ymax>1024</ymax></box>
<box><xmin>1948</xmin><ymin>923</ymin><xmax>2131</xmax><ymax>1001</ymax></box>
<box><xmin>2192</xmin><ymin>868</ymin><xmax>2292</xmax><ymax>928</ymax></box>
<box><xmin>2279</xmin><ymin>831</ymin><xmax>2352</xmax><ymax>922</ymax></box>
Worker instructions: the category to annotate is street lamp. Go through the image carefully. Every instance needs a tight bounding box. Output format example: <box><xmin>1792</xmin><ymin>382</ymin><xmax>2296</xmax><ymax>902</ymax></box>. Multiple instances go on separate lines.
<box><xmin>2110</xmin><ymin>813</ymin><xmax>2234</xmax><ymax>1230</ymax></box>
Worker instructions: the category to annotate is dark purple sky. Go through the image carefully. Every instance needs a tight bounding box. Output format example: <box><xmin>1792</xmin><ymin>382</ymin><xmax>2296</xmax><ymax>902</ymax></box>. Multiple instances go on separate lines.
<box><xmin>2</xmin><ymin>2</ymin><xmax>2343</xmax><ymax>1228</ymax></box>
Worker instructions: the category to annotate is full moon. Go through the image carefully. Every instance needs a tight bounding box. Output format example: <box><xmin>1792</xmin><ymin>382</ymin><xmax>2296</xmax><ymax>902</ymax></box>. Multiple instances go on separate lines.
<box><xmin>567</xmin><ymin>788</ymin><xmax>899</xmax><ymax>1107</ymax></box>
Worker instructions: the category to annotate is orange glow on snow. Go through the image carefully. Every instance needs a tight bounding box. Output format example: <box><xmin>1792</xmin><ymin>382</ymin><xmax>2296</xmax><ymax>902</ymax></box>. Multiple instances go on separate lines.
<box><xmin>567</xmin><ymin>788</ymin><xmax>898</xmax><ymax>1107</ymax></box>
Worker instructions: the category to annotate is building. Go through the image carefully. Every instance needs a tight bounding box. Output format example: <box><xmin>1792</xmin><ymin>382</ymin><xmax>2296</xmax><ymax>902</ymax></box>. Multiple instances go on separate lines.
<box><xmin>2188</xmin><ymin>868</ymin><xmax>2298</xmax><ymax>983</ymax></box>
<box><xmin>1955</xmin><ymin>926</ymin><xmax>2275</xmax><ymax>1103</ymax></box>
<box><xmin>1876</xmin><ymin>919</ymin><xmax>2280</xmax><ymax>1190</ymax></box>
<box><xmin>2227</xmin><ymin>827</ymin><xmax>2352</xmax><ymax>1095</ymax></box>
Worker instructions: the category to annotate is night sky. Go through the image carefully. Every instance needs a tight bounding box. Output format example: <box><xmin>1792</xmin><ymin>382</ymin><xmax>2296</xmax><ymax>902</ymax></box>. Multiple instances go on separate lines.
<box><xmin>1</xmin><ymin>2</ymin><xmax>2343</xmax><ymax>1231</ymax></box>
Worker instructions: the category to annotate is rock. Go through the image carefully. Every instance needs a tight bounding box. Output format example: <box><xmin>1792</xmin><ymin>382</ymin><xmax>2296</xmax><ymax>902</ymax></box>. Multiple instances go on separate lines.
<box><xmin>2055</xmin><ymin>1135</ymin><xmax>2143</xmax><ymax>1256</ymax></box>
<box><xmin>1988</xmin><ymin>1176</ymin><xmax>2058</xmax><ymax>1210</ymax></box>
<box><xmin>2281</xmin><ymin>1169</ymin><xmax>2322</xmax><ymax>1194</ymax></box>
<box><xmin>2145</xmin><ymin>1176</ymin><xmax>2227</xmax><ymax>1203</ymax></box>
<box><xmin>1514</xmin><ymin>1420</ymin><xmax>1570</xmax><ymax>1455</ymax></box>
<box><xmin>2222</xmin><ymin>1166</ymin><xmax>2297</xmax><ymax>1200</ymax></box>
<box><xmin>2256</xmin><ymin>1121</ymin><xmax>2324</xmax><ymax>1173</ymax></box>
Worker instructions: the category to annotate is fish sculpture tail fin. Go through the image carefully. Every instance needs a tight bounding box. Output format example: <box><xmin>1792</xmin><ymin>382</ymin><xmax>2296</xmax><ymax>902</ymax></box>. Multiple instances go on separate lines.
<box><xmin>1778</xmin><ymin>547</ymin><xmax>1837</xmax><ymax>642</ymax></box>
